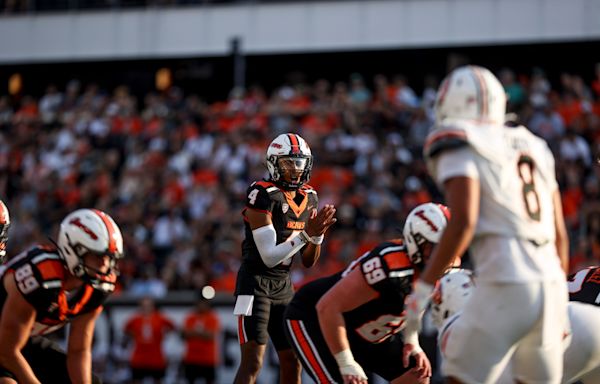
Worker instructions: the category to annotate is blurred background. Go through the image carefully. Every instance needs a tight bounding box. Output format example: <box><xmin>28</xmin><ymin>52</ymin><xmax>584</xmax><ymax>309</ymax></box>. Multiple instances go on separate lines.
<box><xmin>1</xmin><ymin>0</ymin><xmax>600</xmax><ymax>382</ymax></box>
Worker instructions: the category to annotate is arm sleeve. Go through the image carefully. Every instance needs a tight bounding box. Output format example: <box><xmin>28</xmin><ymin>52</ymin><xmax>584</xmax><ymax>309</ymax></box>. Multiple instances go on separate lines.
<box><xmin>252</xmin><ymin>224</ymin><xmax>307</xmax><ymax>268</ymax></box>
<box><xmin>435</xmin><ymin>147</ymin><xmax>480</xmax><ymax>186</ymax></box>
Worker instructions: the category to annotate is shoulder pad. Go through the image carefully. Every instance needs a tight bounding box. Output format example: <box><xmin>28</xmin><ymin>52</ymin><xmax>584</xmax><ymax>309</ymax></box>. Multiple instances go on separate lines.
<box><xmin>424</xmin><ymin>126</ymin><xmax>468</xmax><ymax>159</ymax></box>
<box><xmin>30</xmin><ymin>252</ymin><xmax>65</xmax><ymax>287</ymax></box>
<box><xmin>252</xmin><ymin>181</ymin><xmax>280</xmax><ymax>194</ymax></box>
<box><xmin>301</xmin><ymin>184</ymin><xmax>317</xmax><ymax>194</ymax></box>
<box><xmin>254</xmin><ymin>180</ymin><xmax>275</xmax><ymax>188</ymax></box>
<box><xmin>378</xmin><ymin>244</ymin><xmax>413</xmax><ymax>273</ymax></box>
<box><xmin>11</xmin><ymin>258</ymin><xmax>64</xmax><ymax>305</ymax></box>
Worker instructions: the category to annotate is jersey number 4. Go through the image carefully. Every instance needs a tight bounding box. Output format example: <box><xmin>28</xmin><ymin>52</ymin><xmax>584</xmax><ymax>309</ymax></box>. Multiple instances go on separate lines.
<box><xmin>248</xmin><ymin>189</ymin><xmax>259</xmax><ymax>205</ymax></box>
<box><xmin>518</xmin><ymin>155</ymin><xmax>541</xmax><ymax>221</ymax></box>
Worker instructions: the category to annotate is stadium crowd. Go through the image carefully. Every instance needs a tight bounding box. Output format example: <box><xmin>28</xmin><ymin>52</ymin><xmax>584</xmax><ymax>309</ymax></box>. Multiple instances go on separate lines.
<box><xmin>1</xmin><ymin>65</ymin><xmax>600</xmax><ymax>299</ymax></box>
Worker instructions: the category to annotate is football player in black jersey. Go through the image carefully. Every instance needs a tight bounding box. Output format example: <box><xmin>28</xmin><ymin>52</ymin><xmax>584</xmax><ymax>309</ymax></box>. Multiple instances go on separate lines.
<box><xmin>283</xmin><ymin>203</ymin><xmax>451</xmax><ymax>384</ymax></box>
<box><xmin>569</xmin><ymin>266</ymin><xmax>600</xmax><ymax>306</ymax></box>
<box><xmin>0</xmin><ymin>200</ymin><xmax>10</xmax><ymax>263</ymax></box>
<box><xmin>234</xmin><ymin>133</ymin><xmax>337</xmax><ymax>384</ymax></box>
<box><xmin>0</xmin><ymin>208</ymin><xmax>123</xmax><ymax>384</ymax></box>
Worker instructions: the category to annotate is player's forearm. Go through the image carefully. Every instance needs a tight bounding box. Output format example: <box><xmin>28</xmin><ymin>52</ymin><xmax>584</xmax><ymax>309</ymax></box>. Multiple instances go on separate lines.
<box><xmin>553</xmin><ymin>190</ymin><xmax>569</xmax><ymax>274</ymax></box>
<box><xmin>555</xmin><ymin>234</ymin><xmax>569</xmax><ymax>274</ymax></box>
<box><xmin>67</xmin><ymin>349</ymin><xmax>93</xmax><ymax>384</ymax></box>
<box><xmin>317</xmin><ymin>303</ymin><xmax>349</xmax><ymax>355</ymax></box>
<box><xmin>0</xmin><ymin>350</ymin><xmax>41</xmax><ymax>384</ymax></box>
<box><xmin>301</xmin><ymin>244</ymin><xmax>320</xmax><ymax>267</ymax></box>
<box><xmin>253</xmin><ymin>225</ymin><xmax>307</xmax><ymax>268</ymax></box>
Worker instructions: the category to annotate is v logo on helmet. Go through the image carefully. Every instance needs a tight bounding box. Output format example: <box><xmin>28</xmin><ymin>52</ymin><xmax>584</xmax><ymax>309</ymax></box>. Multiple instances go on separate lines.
<box><xmin>69</xmin><ymin>218</ymin><xmax>99</xmax><ymax>240</ymax></box>
<box><xmin>415</xmin><ymin>210</ymin><xmax>439</xmax><ymax>232</ymax></box>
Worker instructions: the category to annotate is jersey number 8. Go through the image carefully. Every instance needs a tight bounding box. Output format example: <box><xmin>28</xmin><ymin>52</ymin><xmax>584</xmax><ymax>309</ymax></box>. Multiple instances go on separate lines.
<box><xmin>518</xmin><ymin>155</ymin><xmax>541</xmax><ymax>221</ymax></box>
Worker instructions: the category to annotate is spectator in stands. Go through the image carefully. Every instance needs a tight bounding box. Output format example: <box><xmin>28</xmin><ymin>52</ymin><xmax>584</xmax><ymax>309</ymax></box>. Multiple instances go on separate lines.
<box><xmin>181</xmin><ymin>294</ymin><xmax>221</xmax><ymax>384</ymax></box>
<box><xmin>0</xmin><ymin>63</ymin><xmax>599</xmax><ymax>303</ymax></box>
<box><xmin>128</xmin><ymin>264</ymin><xmax>168</xmax><ymax>298</ymax></box>
<box><xmin>500</xmin><ymin>68</ymin><xmax>526</xmax><ymax>111</ymax></box>
<box><xmin>560</xmin><ymin>128</ymin><xmax>592</xmax><ymax>166</ymax></box>
<box><xmin>123</xmin><ymin>297</ymin><xmax>176</xmax><ymax>384</ymax></box>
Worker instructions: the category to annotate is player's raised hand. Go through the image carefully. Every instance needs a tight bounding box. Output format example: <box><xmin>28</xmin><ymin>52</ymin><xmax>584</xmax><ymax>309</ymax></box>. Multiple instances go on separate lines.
<box><xmin>305</xmin><ymin>204</ymin><xmax>337</xmax><ymax>237</ymax></box>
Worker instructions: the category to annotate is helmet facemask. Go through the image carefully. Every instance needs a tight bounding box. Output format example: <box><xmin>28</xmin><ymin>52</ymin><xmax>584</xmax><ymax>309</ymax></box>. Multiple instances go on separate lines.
<box><xmin>276</xmin><ymin>155</ymin><xmax>312</xmax><ymax>189</ymax></box>
<box><xmin>64</xmin><ymin>232</ymin><xmax>120</xmax><ymax>292</ymax></box>
<box><xmin>0</xmin><ymin>200</ymin><xmax>10</xmax><ymax>263</ymax></box>
<box><xmin>0</xmin><ymin>222</ymin><xmax>10</xmax><ymax>262</ymax></box>
<box><xmin>406</xmin><ymin>231</ymin><xmax>434</xmax><ymax>267</ymax></box>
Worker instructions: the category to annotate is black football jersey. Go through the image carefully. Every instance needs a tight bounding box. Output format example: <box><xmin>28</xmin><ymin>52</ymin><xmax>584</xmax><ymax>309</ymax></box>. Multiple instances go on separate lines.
<box><xmin>286</xmin><ymin>240</ymin><xmax>415</xmax><ymax>345</ymax></box>
<box><xmin>240</xmin><ymin>180</ymin><xmax>319</xmax><ymax>279</ymax></box>
<box><xmin>568</xmin><ymin>266</ymin><xmax>600</xmax><ymax>306</ymax></box>
<box><xmin>0</xmin><ymin>246</ymin><xmax>115</xmax><ymax>336</ymax></box>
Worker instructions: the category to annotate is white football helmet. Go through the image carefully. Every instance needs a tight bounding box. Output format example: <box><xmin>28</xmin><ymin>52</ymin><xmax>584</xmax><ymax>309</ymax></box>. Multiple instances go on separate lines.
<box><xmin>57</xmin><ymin>209</ymin><xmax>123</xmax><ymax>291</ymax></box>
<box><xmin>0</xmin><ymin>200</ymin><xmax>10</xmax><ymax>262</ymax></box>
<box><xmin>403</xmin><ymin>202</ymin><xmax>450</xmax><ymax>265</ymax></box>
<box><xmin>266</xmin><ymin>133</ymin><xmax>313</xmax><ymax>190</ymax></box>
<box><xmin>435</xmin><ymin>65</ymin><xmax>507</xmax><ymax>124</ymax></box>
<box><xmin>430</xmin><ymin>269</ymin><xmax>475</xmax><ymax>329</ymax></box>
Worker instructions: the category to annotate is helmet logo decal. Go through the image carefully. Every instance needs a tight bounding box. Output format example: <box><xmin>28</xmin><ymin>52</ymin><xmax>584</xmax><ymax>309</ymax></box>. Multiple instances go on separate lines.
<box><xmin>414</xmin><ymin>210</ymin><xmax>439</xmax><ymax>232</ymax></box>
<box><xmin>92</xmin><ymin>209</ymin><xmax>118</xmax><ymax>253</ymax></box>
<box><xmin>69</xmin><ymin>218</ymin><xmax>99</xmax><ymax>240</ymax></box>
<box><xmin>271</xmin><ymin>142</ymin><xmax>282</xmax><ymax>149</ymax></box>
<box><xmin>287</xmin><ymin>134</ymin><xmax>301</xmax><ymax>154</ymax></box>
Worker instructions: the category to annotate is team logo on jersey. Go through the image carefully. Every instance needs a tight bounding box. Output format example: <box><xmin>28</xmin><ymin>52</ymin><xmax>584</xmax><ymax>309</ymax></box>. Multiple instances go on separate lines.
<box><xmin>282</xmin><ymin>203</ymin><xmax>289</xmax><ymax>214</ymax></box>
<box><xmin>286</xmin><ymin>221</ymin><xmax>305</xmax><ymax>230</ymax></box>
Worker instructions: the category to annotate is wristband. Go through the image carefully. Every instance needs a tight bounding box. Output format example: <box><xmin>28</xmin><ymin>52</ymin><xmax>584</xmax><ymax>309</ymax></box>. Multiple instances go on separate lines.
<box><xmin>334</xmin><ymin>349</ymin><xmax>356</xmax><ymax>367</ymax></box>
<box><xmin>299</xmin><ymin>231</ymin><xmax>324</xmax><ymax>245</ymax></box>
<box><xmin>334</xmin><ymin>349</ymin><xmax>367</xmax><ymax>379</ymax></box>
<box><xmin>403</xmin><ymin>332</ymin><xmax>423</xmax><ymax>354</ymax></box>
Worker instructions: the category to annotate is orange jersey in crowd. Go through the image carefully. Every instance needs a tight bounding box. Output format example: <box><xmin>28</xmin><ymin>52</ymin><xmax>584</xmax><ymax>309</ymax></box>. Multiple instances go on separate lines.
<box><xmin>124</xmin><ymin>312</ymin><xmax>175</xmax><ymax>369</ymax></box>
<box><xmin>182</xmin><ymin>310</ymin><xmax>221</xmax><ymax>366</ymax></box>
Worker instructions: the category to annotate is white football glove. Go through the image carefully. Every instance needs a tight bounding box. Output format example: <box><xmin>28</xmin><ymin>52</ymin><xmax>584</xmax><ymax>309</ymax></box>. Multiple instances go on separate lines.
<box><xmin>404</xmin><ymin>280</ymin><xmax>434</xmax><ymax>342</ymax></box>
<box><xmin>335</xmin><ymin>349</ymin><xmax>368</xmax><ymax>380</ymax></box>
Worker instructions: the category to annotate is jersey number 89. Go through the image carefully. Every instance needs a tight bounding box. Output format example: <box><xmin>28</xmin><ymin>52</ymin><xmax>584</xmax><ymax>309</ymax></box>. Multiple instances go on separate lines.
<box><xmin>15</xmin><ymin>264</ymin><xmax>40</xmax><ymax>294</ymax></box>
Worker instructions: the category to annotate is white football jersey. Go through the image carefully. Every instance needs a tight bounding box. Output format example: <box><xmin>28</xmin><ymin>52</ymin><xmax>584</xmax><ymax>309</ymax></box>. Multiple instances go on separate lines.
<box><xmin>425</xmin><ymin>120</ymin><xmax>558</xmax><ymax>245</ymax></box>
<box><xmin>438</xmin><ymin>302</ymin><xmax>600</xmax><ymax>384</ymax></box>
